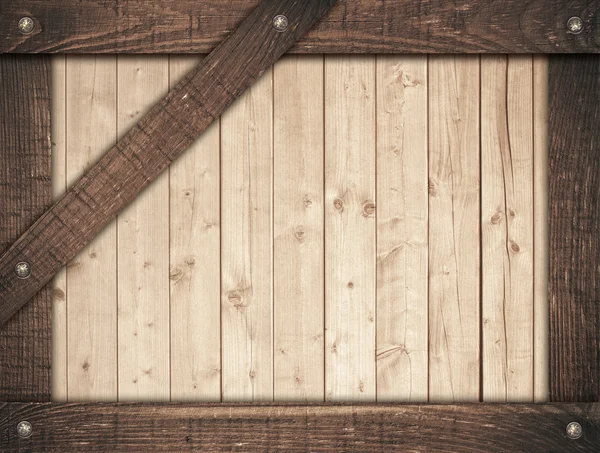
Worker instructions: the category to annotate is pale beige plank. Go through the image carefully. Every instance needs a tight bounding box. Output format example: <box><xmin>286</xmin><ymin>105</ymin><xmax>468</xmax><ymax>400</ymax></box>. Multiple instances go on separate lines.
<box><xmin>65</xmin><ymin>56</ymin><xmax>119</xmax><ymax>402</ymax></box>
<box><xmin>221</xmin><ymin>69</ymin><xmax>273</xmax><ymax>402</ymax></box>
<box><xmin>533</xmin><ymin>55</ymin><xmax>549</xmax><ymax>403</ymax></box>
<box><xmin>325</xmin><ymin>55</ymin><xmax>376</xmax><ymax>402</ymax></box>
<box><xmin>169</xmin><ymin>56</ymin><xmax>221</xmax><ymax>402</ymax></box>
<box><xmin>428</xmin><ymin>55</ymin><xmax>480</xmax><ymax>402</ymax></box>
<box><xmin>481</xmin><ymin>55</ymin><xmax>534</xmax><ymax>402</ymax></box>
<box><xmin>376</xmin><ymin>56</ymin><xmax>428</xmax><ymax>402</ymax></box>
<box><xmin>51</xmin><ymin>55</ymin><xmax>68</xmax><ymax>402</ymax></box>
<box><xmin>117</xmin><ymin>56</ymin><xmax>170</xmax><ymax>402</ymax></box>
<box><xmin>273</xmin><ymin>55</ymin><xmax>325</xmax><ymax>401</ymax></box>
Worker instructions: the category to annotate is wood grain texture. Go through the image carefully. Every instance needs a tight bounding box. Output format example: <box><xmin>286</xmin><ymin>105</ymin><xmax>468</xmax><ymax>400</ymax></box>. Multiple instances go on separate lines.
<box><xmin>116</xmin><ymin>56</ymin><xmax>171</xmax><ymax>402</ymax></box>
<box><xmin>220</xmin><ymin>68</ymin><xmax>274</xmax><ymax>402</ymax></box>
<box><xmin>0</xmin><ymin>0</ymin><xmax>337</xmax><ymax>327</ymax></box>
<box><xmin>376</xmin><ymin>55</ymin><xmax>428</xmax><ymax>402</ymax></box>
<box><xmin>273</xmin><ymin>55</ymin><xmax>325</xmax><ymax>401</ymax></box>
<box><xmin>428</xmin><ymin>55</ymin><xmax>480</xmax><ymax>402</ymax></box>
<box><xmin>549</xmin><ymin>55</ymin><xmax>600</xmax><ymax>402</ymax></box>
<box><xmin>533</xmin><ymin>55</ymin><xmax>549</xmax><ymax>403</ymax></box>
<box><xmin>169</xmin><ymin>56</ymin><xmax>221</xmax><ymax>402</ymax></box>
<box><xmin>481</xmin><ymin>55</ymin><xmax>534</xmax><ymax>402</ymax></box>
<box><xmin>325</xmin><ymin>55</ymin><xmax>376</xmax><ymax>402</ymax></box>
<box><xmin>1</xmin><ymin>0</ymin><xmax>599</xmax><ymax>54</ymax></box>
<box><xmin>66</xmin><ymin>56</ymin><xmax>118</xmax><ymax>402</ymax></box>
<box><xmin>1</xmin><ymin>403</ymin><xmax>599</xmax><ymax>452</ymax></box>
<box><xmin>50</xmin><ymin>55</ymin><xmax>67</xmax><ymax>403</ymax></box>
<box><xmin>0</xmin><ymin>55</ymin><xmax>52</xmax><ymax>402</ymax></box>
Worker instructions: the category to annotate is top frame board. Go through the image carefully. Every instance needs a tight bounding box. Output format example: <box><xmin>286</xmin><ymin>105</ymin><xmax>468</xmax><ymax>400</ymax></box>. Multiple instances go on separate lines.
<box><xmin>0</xmin><ymin>0</ymin><xmax>599</xmax><ymax>54</ymax></box>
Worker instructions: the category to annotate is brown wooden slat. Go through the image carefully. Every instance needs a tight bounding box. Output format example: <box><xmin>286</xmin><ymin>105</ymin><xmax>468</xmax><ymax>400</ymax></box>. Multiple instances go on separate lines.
<box><xmin>0</xmin><ymin>55</ymin><xmax>51</xmax><ymax>401</ymax></box>
<box><xmin>0</xmin><ymin>403</ymin><xmax>598</xmax><ymax>451</ymax></box>
<box><xmin>549</xmin><ymin>55</ymin><xmax>600</xmax><ymax>402</ymax></box>
<box><xmin>0</xmin><ymin>1</ymin><xmax>599</xmax><ymax>54</ymax></box>
<box><xmin>0</xmin><ymin>0</ymin><xmax>336</xmax><ymax>327</ymax></box>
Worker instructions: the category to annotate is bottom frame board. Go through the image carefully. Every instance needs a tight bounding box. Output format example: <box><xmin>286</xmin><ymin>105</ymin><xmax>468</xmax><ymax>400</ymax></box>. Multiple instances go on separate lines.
<box><xmin>1</xmin><ymin>403</ymin><xmax>599</xmax><ymax>452</ymax></box>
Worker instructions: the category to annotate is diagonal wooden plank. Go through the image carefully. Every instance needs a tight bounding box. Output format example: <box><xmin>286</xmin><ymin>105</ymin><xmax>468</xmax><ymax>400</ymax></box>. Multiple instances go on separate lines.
<box><xmin>0</xmin><ymin>0</ymin><xmax>338</xmax><ymax>327</ymax></box>
<box><xmin>1</xmin><ymin>403</ymin><xmax>599</xmax><ymax>451</ymax></box>
<box><xmin>0</xmin><ymin>55</ymin><xmax>52</xmax><ymax>402</ymax></box>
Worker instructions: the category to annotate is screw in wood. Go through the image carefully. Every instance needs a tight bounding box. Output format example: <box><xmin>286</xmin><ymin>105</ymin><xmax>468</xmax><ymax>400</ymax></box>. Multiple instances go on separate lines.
<box><xmin>273</xmin><ymin>15</ymin><xmax>289</xmax><ymax>32</ymax></box>
<box><xmin>17</xmin><ymin>421</ymin><xmax>33</xmax><ymax>438</ymax></box>
<box><xmin>566</xmin><ymin>16</ymin><xmax>583</xmax><ymax>34</ymax></box>
<box><xmin>15</xmin><ymin>262</ymin><xmax>32</xmax><ymax>279</ymax></box>
<box><xmin>18</xmin><ymin>17</ymin><xmax>35</xmax><ymax>35</ymax></box>
<box><xmin>566</xmin><ymin>421</ymin><xmax>583</xmax><ymax>439</ymax></box>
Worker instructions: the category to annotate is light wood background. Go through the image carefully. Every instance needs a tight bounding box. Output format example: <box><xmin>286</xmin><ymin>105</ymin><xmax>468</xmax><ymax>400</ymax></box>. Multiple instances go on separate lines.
<box><xmin>50</xmin><ymin>55</ymin><xmax>549</xmax><ymax>403</ymax></box>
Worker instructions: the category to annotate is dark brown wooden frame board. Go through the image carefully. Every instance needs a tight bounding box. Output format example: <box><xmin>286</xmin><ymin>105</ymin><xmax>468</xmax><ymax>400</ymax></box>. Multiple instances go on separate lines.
<box><xmin>0</xmin><ymin>0</ymin><xmax>598</xmax><ymax>451</ymax></box>
<box><xmin>0</xmin><ymin>0</ymin><xmax>599</xmax><ymax>53</ymax></box>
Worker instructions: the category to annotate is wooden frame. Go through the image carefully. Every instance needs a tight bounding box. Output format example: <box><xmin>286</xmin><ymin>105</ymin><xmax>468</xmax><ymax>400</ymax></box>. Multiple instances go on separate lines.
<box><xmin>0</xmin><ymin>1</ymin><xmax>599</xmax><ymax>450</ymax></box>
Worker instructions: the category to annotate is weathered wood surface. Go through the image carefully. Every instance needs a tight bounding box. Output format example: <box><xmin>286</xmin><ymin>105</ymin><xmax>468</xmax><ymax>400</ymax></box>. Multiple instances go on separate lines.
<box><xmin>1</xmin><ymin>0</ymin><xmax>599</xmax><ymax>54</ymax></box>
<box><xmin>549</xmin><ymin>55</ymin><xmax>600</xmax><ymax>402</ymax></box>
<box><xmin>0</xmin><ymin>55</ymin><xmax>51</xmax><ymax>402</ymax></box>
<box><xmin>0</xmin><ymin>0</ymin><xmax>337</xmax><ymax>327</ymax></box>
<box><xmin>50</xmin><ymin>55</ymin><xmax>549</xmax><ymax>404</ymax></box>
<box><xmin>1</xmin><ymin>403</ymin><xmax>599</xmax><ymax>452</ymax></box>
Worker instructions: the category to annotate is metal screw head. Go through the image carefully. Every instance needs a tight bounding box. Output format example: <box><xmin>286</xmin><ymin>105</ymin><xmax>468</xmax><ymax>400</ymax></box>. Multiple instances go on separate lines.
<box><xmin>273</xmin><ymin>15</ymin><xmax>289</xmax><ymax>32</ymax></box>
<box><xmin>566</xmin><ymin>421</ymin><xmax>583</xmax><ymax>439</ymax></box>
<box><xmin>15</xmin><ymin>262</ymin><xmax>31</xmax><ymax>279</ymax></box>
<box><xmin>567</xmin><ymin>16</ymin><xmax>584</xmax><ymax>34</ymax></box>
<box><xmin>17</xmin><ymin>421</ymin><xmax>33</xmax><ymax>438</ymax></box>
<box><xmin>18</xmin><ymin>17</ymin><xmax>35</xmax><ymax>35</ymax></box>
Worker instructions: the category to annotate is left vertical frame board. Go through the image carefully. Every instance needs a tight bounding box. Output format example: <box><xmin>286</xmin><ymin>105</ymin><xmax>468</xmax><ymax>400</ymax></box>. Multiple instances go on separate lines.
<box><xmin>0</xmin><ymin>55</ymin><xmax>52</xmax><ymax>401</ymax></box>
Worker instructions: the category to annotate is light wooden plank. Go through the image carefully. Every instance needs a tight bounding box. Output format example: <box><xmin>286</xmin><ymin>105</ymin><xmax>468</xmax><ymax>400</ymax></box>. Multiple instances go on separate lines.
<box><xmin>533</xmin><ymin>55</ymin><xmax>549</xmax><ymax>403</ymax></box>
<box><xmin>117</xmin><ymin>56</ymin><xmax>170</xmax><ymax>402</ymax></box>
<box><xmin>51</xmin><ymin>55</ymin><xmax>67</xmax><ymax>402</ymax></box>
<box><xmin>221</xmin><ymin>69</ymin><xmax>274</xmax><ymax>402</ymax></box>
<box><xmin>169</xmin><ymin>56</ymin><xmax>221</xmax><ymax>402</ymax></box>
<box><xmin>325</xmin><ymin>55</ymin><xmax>376</xmax><ymax>402</ymax></box>
<box><xmin>481</xmin><ymin>55</ymin><xmax>534</xmax><ymax>402</ymax></box>
<box><xmin>428</xmin><ymin>55</ymin><xmax>481</xmax><ymax>402</ymax></box>
<box><xmin>66</xmin><ymin>55</ymin><xmax>118</xmax><ymax>401</ymax></box>
<box><xmin>273</xmin><ymin>55</ymin><xmax>325</xmax><ymax>401</ymax></box>
<box><xmin>375</xmin><ymin>56</ymin><xmax>429</xmax><ymax>402</ymax></box>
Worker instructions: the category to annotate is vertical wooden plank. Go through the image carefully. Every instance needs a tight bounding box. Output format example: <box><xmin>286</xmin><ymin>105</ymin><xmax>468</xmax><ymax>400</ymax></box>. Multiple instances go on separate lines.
<box><xmin>549</xmin><ymin>55</ymin><xmax>600</xmax><ymax>402</ymax></box>
<box><xmin>117</xmin><ymin>56</ymin><xmax>170</xmax><ymax>402</ymax></box>
<box><xmin>273</xmin><ymin>55</ymin><xmax>325</xmax><ymax>401</ymax></box>
<box><xmin>481</xmin><ymin>55</ymin><xmax>534</xmax><ymax>402</ymax></box>
<box><xmin>376</xmin><ymin>55</ymin><xmax>428</xmax><ymax>402</ymax></box>
<box><xmin>533</xmin><ymin>55</ymin><xmax>549</xmax><ymax>403</ymax></box>
<box><xmin>428</xmin><ymin>55</ymin><xmax>480</xmax><ymax>402</ymax></box>
<box><xmin>221</xmin><ymin>69</ymin><xmax>273</xmax><ymax>402</ymax></box>
<box><xmin>0</xmin><ymin>55</ymin><xmax>52</xmax><ymax>402</ymax></box>
<box><xmin>51</xmin><ymin>55</ymin><xmax>68</xmax><ymax>403</ymax></box>
<box><xmin>325</xmin><ymin>55</ymin><xmax>376</xmax><ymax>402</ymax></box>
<box><xmin>66</xmin><ymin>56</ymin><xmax>118</xmax><ymax>401</ymax></box>
<box><xmin>169</xmin><ymin>56</ymin><xmax>221</xmax><ymax>402</ymax></box>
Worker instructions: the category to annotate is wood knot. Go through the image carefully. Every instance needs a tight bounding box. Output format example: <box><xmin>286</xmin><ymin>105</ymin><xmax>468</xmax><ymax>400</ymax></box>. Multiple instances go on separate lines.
<box><xmin>510</xmin><ymin>241</ymin><xmax>521</xmax><ymax>253</ymax></box>
<box><xmin>490</xmin><ymin>212</ymin><xmax>502</xmax><ymax>225</ymax></box>
<box><xmin>293</xmin><ymin>226</ymin><xmax>306</xmax><ymax>243</ymax></box>
<box><xmin>508</xmin><ymin>209</ymin><xmax>516</xmax><ymax>218</ymax></box>
<box><xmin>89</xmin><ymin>250</ymin><xmax>98</xmax><ymax>259</ymax></box>
<box><xmin>302</xmin><ymin>194</ymin><xmax>313</xmax><ymax>207</ymax></box>
<box><xmin>362</xmin><ymin>201</ymin><xmax>376</xmax><ymax>217</ymax></box>
<box><xmin>53</xmin><ymin>288</ymin><xmax>66</xmax><ymax>301</ymax></box>
<box><xmin>185</xmin><ymin>257</ymin><xmax>196</xmax><ymax>268</ymax></box>
<box><xmin>347</xmin><ymin>281</ymin><xmax>354</xmax><ymax>289</ymax></box>
<box><xmin>428</xmin><ymin>179</ymin><xmax>437</xmax><ymax>196</ymax></box>
<box><xmin>333</xmin><ymin>198</ymin><xmax>344</xmax><ymax>212</ymax></box>
<box><xmin>170</xmin><ymin>266</ymin><xmax>184</xmax><ymax>282</ymax></box>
